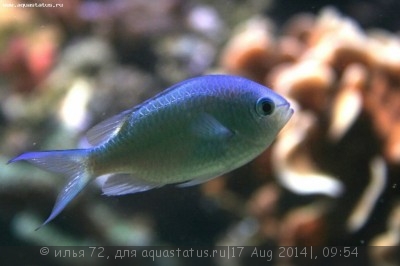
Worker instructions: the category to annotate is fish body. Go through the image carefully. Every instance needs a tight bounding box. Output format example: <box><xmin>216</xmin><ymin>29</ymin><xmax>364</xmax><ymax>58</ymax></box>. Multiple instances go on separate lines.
<box><xmin>9</xmin><ymin>75</ymin><xmax>293</xmax><ymax>227</ymax></box>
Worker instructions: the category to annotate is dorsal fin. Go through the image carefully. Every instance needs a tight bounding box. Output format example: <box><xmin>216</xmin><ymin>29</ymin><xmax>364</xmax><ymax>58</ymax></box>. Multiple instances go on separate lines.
<box><xmin>86</xmin><ymin>109</ymin><xmax>131</xmax><ymax>146</ymax></box>
<box><xmin>86</xmin><ymin>77</ymin><xmax>199</xmax><ymax>146</ymax></box>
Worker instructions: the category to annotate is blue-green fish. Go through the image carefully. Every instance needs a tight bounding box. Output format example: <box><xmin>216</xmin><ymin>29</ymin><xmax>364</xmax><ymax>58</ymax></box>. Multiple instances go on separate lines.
<box><xmin>8</xmin><ymin>75</ymin><xmax>293</xmax><ymax>227</ymax></box>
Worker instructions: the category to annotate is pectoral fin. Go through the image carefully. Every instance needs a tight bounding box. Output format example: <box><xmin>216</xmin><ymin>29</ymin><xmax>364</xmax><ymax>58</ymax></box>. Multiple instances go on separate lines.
<box><xmin>191</xmin><ymin>113</ymin><xmax>234</xmax><ymax>141</ymax></box>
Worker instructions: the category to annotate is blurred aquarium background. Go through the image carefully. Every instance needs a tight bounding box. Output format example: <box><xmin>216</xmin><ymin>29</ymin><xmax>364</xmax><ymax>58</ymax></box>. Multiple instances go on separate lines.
<box><xmin>1</xmin><ymin>0</ymin><xmax>400</xmax><ymax>265</ymax></box>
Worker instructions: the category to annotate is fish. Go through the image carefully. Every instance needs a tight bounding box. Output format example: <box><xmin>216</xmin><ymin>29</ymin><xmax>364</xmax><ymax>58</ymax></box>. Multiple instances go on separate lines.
<box><xmin>8</xmin><ymin>74</ymin><xmax>293</xmax><ymax>228</ymax></box>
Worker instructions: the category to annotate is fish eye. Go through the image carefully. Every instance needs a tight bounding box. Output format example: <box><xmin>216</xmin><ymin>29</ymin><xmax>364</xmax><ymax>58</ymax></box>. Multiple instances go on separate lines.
<box><xmin>256</xmin><ymin>97</ymin><xmax>275</xmax><ymax>116</ymax></box>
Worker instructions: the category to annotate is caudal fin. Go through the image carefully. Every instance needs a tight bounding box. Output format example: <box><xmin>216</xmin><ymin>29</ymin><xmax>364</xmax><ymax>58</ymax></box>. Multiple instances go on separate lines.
<box><xmin>8</xmin><ymin>149</ymin><xmax>92</xmax><ymax>229</ymax></box>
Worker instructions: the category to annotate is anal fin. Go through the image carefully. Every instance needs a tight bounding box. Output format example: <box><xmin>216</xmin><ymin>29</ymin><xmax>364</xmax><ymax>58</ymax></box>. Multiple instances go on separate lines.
<box><xmin>102</xmin><ymin>174</ymin><xmax>162</xmax><ymax>196</ymax></box>
<box><xmin>176</xmin><ymin>175</ymin><xmax>218</xmax><ymax>188</ymax></box>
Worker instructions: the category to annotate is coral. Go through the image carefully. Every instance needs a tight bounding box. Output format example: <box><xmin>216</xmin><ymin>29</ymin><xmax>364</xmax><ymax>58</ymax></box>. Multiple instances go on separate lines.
<box><xmin>2</xmin><ymin>2</ymin><xmax>400</xmax><ymax>265</ymax></box>
<box><xmin>220</xmin><ymin>6</ymin><xmax>400</xmax><ymax>263</ymax></box>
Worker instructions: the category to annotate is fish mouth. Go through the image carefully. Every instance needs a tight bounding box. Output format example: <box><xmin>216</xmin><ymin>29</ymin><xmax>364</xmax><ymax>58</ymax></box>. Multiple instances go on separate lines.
<box><xmin>276</xmin><ymin>102</ymin><xmax>290</xmax><ymax>109</ymax></box>
<box><xmin>276</xmin><ymin>102</ymin><xmax>294</xmax><ymax>122</ymax></box>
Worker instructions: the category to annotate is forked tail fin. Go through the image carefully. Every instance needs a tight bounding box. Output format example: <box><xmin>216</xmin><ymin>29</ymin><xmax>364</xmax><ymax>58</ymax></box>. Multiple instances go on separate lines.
<box><xmin>8</xmin><ymin>149</ymin><xmax>92</xmax><ymax>229</ymax></box>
